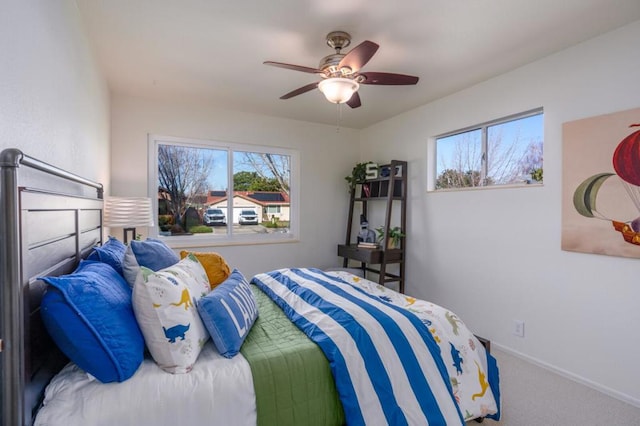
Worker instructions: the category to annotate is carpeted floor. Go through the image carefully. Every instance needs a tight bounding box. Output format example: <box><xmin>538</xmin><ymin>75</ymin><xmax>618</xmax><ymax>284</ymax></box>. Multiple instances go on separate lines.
<box><xmin>471</xmin><ymin>348</ymin><xmax>640</xmax><ymax>425</ymax></box>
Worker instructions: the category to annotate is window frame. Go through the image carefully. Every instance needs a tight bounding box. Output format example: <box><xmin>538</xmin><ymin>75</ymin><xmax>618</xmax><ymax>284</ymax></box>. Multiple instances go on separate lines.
<box><xmin>431</xmin><ymin>108</ymin><xmax>544</xmax><ymax>191</ymax></box>
<box><xmin>148</xmin><ymin>134</ymin><xmax>300</xmax><ymax>248</ymax></box>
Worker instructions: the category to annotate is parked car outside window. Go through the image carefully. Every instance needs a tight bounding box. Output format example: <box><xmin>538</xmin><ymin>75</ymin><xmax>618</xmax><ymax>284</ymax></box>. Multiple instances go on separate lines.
<box><xmin>238</xmin><ymin>209</ymin><xmax>259</xmax><ymax>225</ymax></box>
<box><xmin>203</xmin><ymin>208</ymin><xmax>226</xmax><ymax>226</ymax></box>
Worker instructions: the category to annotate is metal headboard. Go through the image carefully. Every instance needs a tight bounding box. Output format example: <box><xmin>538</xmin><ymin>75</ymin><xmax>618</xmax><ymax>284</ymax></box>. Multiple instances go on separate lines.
<box><xmin>0</xmin><ymin>148</ymin><xmax>104</xmax><ymax>426</ymax></box>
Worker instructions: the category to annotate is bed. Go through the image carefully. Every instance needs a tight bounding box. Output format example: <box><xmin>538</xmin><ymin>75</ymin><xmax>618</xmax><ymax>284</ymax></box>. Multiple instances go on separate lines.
<box><xmin>0</xmin><ymin>148</ymin><xmax>500</xmax><ymax>426</ymax></box>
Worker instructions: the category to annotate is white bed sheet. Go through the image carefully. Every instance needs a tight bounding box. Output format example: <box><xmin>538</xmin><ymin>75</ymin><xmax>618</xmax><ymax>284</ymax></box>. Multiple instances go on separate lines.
<box><xmin>34</xmin><ymin>342</ymin><xmax>256</xmax><ymax>426</ymax></box>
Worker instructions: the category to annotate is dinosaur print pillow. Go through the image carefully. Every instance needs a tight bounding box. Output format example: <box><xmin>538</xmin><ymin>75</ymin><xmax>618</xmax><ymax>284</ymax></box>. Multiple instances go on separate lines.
<box><xmin>132</xmin><ymin>253</ymin><xmax>211</xmax><ymax>373</ymax></box>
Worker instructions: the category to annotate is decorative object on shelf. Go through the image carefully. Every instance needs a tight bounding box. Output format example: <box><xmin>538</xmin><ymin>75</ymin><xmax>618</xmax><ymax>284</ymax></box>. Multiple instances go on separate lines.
<box><xmin>380</xmin><ymin>164</ymin><xmax>402</xmax><ymax>178</ymax></box>
<box><xmin>365</xmin><ymin>162</ymin><xmax>379</xmax><ymax>180</ymax></box>
<box><xmin>345</xmin><ymin>161</ymin><xmax>375</xmax><ymax>190</ymax></box>
<box><xmin>104</xmin><ymin>197</ymin><xmax>154</xmax><ymax>244</ymax></box>
<box><xmin>376</xmin><ymin>226</ymin><xmax>405</xmax><ymax>249</ymax></box>
<box><xmin>357</xmin><ymin>214</ymin><xmax>377</xmax><ymax>244</ymax></box>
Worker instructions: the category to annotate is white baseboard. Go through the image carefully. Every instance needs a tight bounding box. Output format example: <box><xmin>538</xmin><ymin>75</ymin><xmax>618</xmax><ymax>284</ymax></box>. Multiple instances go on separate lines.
<box><xmin>492</xmin><ymin>342</ymin><xmax>640</xmax><ymax>409</ymax></box>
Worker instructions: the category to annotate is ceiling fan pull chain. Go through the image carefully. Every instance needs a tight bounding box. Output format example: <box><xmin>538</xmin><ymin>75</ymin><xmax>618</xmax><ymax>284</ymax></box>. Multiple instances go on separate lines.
<box><xmin>336</xmin><ymin>102</ymin><xmax>343</xmax><ymax>133</ymax></box>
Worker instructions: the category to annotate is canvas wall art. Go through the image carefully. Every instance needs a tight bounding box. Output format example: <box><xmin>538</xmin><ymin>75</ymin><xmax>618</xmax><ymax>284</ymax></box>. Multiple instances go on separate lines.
<box><xmin>562</xmin><ymin>107</ymin><xmax>640</xmax><ymax>259</ymax></box>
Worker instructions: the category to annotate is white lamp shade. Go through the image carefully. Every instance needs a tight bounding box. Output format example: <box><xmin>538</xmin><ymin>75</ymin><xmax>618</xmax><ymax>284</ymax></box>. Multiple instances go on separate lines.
<box><xmin>318</xmin><ymin>78</ymin><xmax>360</xmax><ymax>104</ymax></box>
<box><xmin>104</xmin><ymin>197</ymin><xmax>154</xmax><ymax>228</ymax></box>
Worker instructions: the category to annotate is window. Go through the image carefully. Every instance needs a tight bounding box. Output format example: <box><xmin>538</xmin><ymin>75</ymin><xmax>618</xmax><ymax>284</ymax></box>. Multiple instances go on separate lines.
<box><xmin>148</xmin><ymin>135</ymin><xmax>298</xmax><ymax>246</ymax></box>
<box><xmin>434</xmin><ymin>109</ymin><xmax>543</xmax><ymax>190</ymax></box>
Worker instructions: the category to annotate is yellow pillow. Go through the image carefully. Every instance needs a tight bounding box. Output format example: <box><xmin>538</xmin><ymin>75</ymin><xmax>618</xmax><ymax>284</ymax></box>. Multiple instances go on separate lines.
<box><xmin>179</xmin><ymin>251</ymin><xmax>231</xmax><ymax>289</ymax></box>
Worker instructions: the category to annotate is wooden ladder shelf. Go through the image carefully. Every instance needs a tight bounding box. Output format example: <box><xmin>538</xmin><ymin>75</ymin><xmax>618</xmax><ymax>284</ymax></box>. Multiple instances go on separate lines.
<box><xmin>337</xmin><ymin>160</ymin><xmax>407</xmax><ymax>293</ymax></box>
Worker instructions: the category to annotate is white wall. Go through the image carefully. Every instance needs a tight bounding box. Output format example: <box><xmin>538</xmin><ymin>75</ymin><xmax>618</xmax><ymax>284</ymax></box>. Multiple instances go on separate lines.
<box><xmin>0</xmin><ymin>0</ymin><xmax>110</xmax><ymax>190</ymax></box>
<box><xmin>359</xmin><ymin>20</ymin><xmax>640</xmax><ymax>406</ymax></box>
<box><xmin>110</xmin><ymin>95</ymin><xmax>359</xmax><ymax>277</ymax></box>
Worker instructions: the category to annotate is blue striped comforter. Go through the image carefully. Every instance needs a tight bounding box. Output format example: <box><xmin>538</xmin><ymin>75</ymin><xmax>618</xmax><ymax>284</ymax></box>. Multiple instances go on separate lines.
<box><xmin>251</xmin><ymin>268</ymin><xmax>465</xmax><ymax>426</ymax></box>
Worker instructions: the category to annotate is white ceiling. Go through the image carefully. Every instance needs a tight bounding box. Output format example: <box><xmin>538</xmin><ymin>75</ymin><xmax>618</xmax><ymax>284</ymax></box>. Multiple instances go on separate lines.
<box><xmin>76</xmin><ymin>0</ymin><xmax>640</xmax><ymax>129</ymax></box>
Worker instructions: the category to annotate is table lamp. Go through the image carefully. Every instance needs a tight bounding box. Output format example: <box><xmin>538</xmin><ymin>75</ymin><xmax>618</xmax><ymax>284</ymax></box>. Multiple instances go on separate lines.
<box><xmin>103</xmin><ymin>196</ymin><xmax>154</xmax><ymax>243</ymax></box>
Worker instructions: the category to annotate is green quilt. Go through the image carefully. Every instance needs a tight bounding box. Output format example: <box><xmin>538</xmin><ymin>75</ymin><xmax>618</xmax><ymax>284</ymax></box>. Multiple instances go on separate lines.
<box><xmin>241</xmin><ymin>286</ymin><xmax>345</xmax><ymax>426</ymax></box>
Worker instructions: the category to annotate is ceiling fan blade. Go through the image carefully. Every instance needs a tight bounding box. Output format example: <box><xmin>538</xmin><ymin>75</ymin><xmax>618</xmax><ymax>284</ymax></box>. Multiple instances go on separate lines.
<box><xmin>280</xmin><ymin>82</ymin><xmax>319</xmax><ymax>99</ymax></box>
<box><xmin>347</xmin><ymin>91</ymin><xmax>361</xmax><ymax>109</ymax></box>
<box><xmin>264</xmin><ymin>61</ymin><xmax>322</xmax><ymax>74</ymax></box>
<box><xmin>359</xmin><ymin>72</ymin><xmax>419</xmax><ymax>85</ymax></box>
<box><xmin>338</xmin><ymin>41</ymin><xmax>379</xmax><ymax>73</ymax></box>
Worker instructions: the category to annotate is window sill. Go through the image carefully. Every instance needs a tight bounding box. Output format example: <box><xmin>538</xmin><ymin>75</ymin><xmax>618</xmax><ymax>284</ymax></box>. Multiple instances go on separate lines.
<box><xmin>428</xmin><ymin>182</ymin><xmax>543</xmax><ymax>193</ymax></box>
<box><xmin>155</xmin><ymin>232</ymin><xmax>299</xmax><ymax>249</ymax></box>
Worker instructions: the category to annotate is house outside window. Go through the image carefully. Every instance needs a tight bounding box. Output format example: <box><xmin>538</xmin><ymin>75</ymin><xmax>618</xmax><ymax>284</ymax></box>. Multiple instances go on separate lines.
<box><xmin>148</xmin><ymin>135</ymin><xmax>298</xmax><ymax>246</ymax></box>
<box><xmin>434</xmin><ymin>109</ymin><xmax>543</xmax><ymax>190</ymax></box>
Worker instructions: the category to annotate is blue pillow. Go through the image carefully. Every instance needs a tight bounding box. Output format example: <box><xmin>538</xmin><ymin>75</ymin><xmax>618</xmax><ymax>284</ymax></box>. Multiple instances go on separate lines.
<box><xmin>87</xmin><ymin>236</ymin><xmax>127</xmax><ymax>276</ymax></box>
<box><xmin>40</xmin><ymin>260</ymin><xmax>144</xmax><ymax>383</ymax></box>
<box><xmin>123</xmin><ymin>238</ymin><xmax>180</xmax><ymax>286</ymax></box>
<box><xmin>197</xmin><ymin>269</ymin><xmax>258</xmax><ymax>358</ymax></box>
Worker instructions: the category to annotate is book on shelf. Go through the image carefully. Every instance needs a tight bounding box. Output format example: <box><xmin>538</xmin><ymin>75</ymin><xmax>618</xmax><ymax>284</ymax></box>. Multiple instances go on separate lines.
<box><xmin>361</xmin><ymin>183</ymin><xmax>371</xmax><ymax>198</ymax></box>
<box><xmin>357</xmin><ymin>242</ymin><xmax>379</xmax><ymax>249</ymax></box>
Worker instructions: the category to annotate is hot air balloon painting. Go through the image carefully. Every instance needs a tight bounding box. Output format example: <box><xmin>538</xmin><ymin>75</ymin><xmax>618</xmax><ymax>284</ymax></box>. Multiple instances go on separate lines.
<box><xmin>562</xmin><ymin>107</ymin><xmax>640</xmax><ymax>259</ymax></box>
<box><xmin>611</xmin><ymin>124</ymin><xmax>640</xmax><ymax>244</ymax></box>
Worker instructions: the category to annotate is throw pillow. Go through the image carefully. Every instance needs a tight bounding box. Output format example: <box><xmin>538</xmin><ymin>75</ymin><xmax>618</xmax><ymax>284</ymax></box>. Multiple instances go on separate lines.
<box><xmin>40</xmin><ymin>260</ymin><xmax>144</xmax><ymax>383</ymax></box>
<box><xmin>197</xmin><ymin>269</ymin><xmax>258</xmax><ymax>358</ymax></box>
<box><xmin>180</xmin><ymin>250</ymin><xmax>231</xmax><ymax>289</ymax></box>
<box><xmin>123</xmin><ymin>237</ymin><xmax>180</xmax><ymax>286</ymax></box>
<box><xmin>87</xmin><ymin>236</ymin><xmax>127</xmax><ymax>276</ymax></box>
<box><xmin>132</xmin><ymin>253</ymin><xmax>211</xmax><ymax>373</ymax></box>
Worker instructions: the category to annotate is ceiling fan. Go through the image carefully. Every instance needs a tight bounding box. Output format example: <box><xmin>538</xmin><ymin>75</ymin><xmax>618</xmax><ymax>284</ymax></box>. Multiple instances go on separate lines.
<box><xmin>264</xmin><ymin>31</ymin><xmax>419</xmax><ymax>109</ymax></box>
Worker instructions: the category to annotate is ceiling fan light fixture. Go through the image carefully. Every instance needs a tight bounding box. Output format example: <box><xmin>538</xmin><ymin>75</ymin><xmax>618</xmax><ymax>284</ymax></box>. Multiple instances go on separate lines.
<box><xmin>318</xmin><ymin>77</ymin><xmax>359</xmax><ymax>104</ymax></box>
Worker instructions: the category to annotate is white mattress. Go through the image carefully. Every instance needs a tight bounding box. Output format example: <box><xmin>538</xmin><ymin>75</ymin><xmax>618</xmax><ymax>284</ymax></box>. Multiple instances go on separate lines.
<box><xmin>34</xmin><ymin>342</ymin><xmax>256</xmax><ymax>426</ymax></box>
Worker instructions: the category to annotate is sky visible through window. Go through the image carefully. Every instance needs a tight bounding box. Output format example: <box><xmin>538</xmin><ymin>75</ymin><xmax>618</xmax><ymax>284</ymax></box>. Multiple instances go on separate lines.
<box><xmin>204</xmin><ymin>150</ymin><xmax>281</xmax><ymax>191</ymax></box>
<box><xmin>209</xmin><ymin>150</ymin><xmax>228</xmax><ymax>190</ymax></box>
